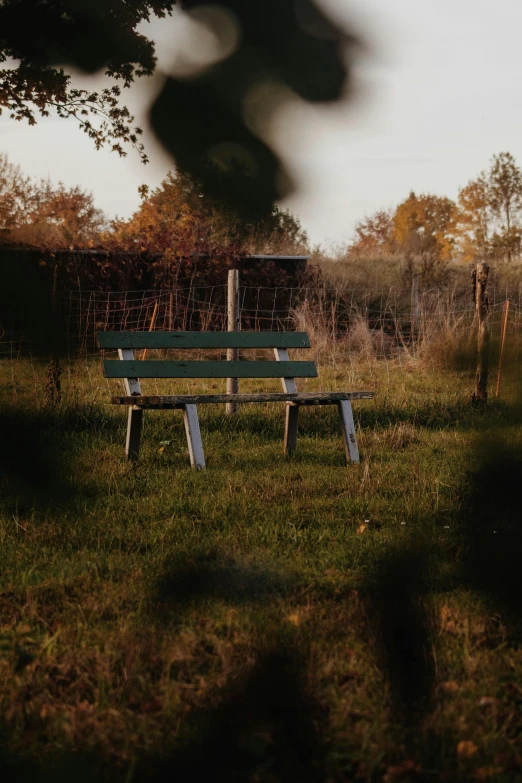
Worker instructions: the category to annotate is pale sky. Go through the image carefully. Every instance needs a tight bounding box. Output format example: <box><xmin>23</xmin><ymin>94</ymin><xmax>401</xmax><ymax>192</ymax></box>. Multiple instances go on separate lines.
<box><xmin>1</xmin><ymin>0</ymin><xmax>522</xmax><ymax>246</ymax></box>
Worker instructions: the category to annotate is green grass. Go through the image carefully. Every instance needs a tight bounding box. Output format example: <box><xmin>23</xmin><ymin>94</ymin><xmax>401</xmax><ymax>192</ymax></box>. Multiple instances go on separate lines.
<box><xmin>1</xmin><ymin>357</ymin><xmax>522</xmax><ymax>782</ymax></box>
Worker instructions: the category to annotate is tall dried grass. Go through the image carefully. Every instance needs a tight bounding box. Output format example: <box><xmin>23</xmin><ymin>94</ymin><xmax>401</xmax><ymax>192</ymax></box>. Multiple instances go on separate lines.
<box><xmin>292</xmin><ymin>289</ymin><xmax>477</xmax><ymax>371</ymax></box>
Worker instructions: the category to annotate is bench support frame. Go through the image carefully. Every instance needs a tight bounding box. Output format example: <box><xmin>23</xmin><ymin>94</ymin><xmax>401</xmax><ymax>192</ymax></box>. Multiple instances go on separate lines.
<box><xmin>119</xmin><ymin>348</ymin><xmax>144</xmax><ymax>461</ymax></box>
<box><xmin>274</xmin><ymin>347</ymin><xmax>300</xmax><ymax>455</ymax></box>
<box><xmin>338</xmin><ymin>400</ymin><xmax>360</xmax><ymax>464</ymax></box>
<box><xmin>183</xmin><ymin>404</ymin><xmax>206</xmax><ymax>470</ymax></box>
<box><xmin>106</xmin><ymin>337</ymin><xmax>372</xmax><ymax>468</ymax></box>
<box><xmin>118</xmin><ymin>348</ymin><xmax>206</xmax><ymax>467</ymax></box>
<box><xmin>126</xmin><ymin>406</ymin><xmax>144</xmax><ymax>460</ymax></box>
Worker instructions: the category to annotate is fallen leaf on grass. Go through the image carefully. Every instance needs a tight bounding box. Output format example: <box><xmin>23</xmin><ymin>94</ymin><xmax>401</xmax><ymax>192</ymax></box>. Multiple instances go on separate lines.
<box><xmin>357</xmin><ymin>524</ymin><xmax>367</xmax><ymax>534</ymax></box>
<box><xmin>457</xmin><ymin>740</ymin><xmax>478</xmax><ymax>759</ymax></box>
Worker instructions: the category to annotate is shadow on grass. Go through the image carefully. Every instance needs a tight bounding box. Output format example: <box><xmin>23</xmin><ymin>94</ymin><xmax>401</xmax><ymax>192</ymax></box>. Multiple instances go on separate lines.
<box><xmin>0</xmin><ymin>409</ymin><xmax>73</xmax><ymax>517</ymax></box>
<box><xmin>151</xmin><ymin>548</ymin><xmax>289</xmax><ymax>618</ymax></box>
<box><xmin>355</xmin><ymin>397</ymin><xmax>522</xmax><ymax>769</ymax></box>
<box><xmin>362</xmin><ymin>545</ymin><xmax>435</xmax><ymax>734</ymax></box>
<box><xmin>0</xmin><ymin>743</ymin><xmax>98</xmax><ymax>783</ymax></box>
<box><xmin>133</xmin><ymin>638</ymin><xmax>333</xmax><ymax>783</ymax></box>
<box><xmin>3</xmin><ymin>393</ymin><xmax>522</xmax><ymax>780</ymax></box>
<box><xmin>359</xmin><ymin>398</ymin><xmax>507</xmax><ymax>434</ymax></box>
<box><xmin>195</xmin><ymin>398</ymin><xmax>503</xmax><ymax>443</ymax></box>
<box><xmin>459</xmin><ymin>430</ymin><xmax>522</xmax><ymax>636</ymax></box>
<box><xmin>0</xmin><ymin>404</ymin><xmax>124</xmax><ymax>517</ymax></box>
<box><xmin>0</xmin><ymin>641</ymin><xmax>335</xmax><ymax>783</ymax></box>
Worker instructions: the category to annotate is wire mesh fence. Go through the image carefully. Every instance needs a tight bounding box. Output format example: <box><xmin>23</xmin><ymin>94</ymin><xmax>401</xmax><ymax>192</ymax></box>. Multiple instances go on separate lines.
<box><xmin>2</xmin><ymin>280</ymin><xmax>522</xmax><ymax>411</ymax></box>
<box><xmin>2</xmin><ymin>280</ymin><xmax>522</xmax><ymax>359</ymax></box>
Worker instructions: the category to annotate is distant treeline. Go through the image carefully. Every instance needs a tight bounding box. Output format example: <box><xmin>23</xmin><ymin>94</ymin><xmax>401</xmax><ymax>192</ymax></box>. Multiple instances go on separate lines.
<box><xmin>348</xmin><ymin>152</ymin><xmax>522</xmax><ymax>264</ymax></box>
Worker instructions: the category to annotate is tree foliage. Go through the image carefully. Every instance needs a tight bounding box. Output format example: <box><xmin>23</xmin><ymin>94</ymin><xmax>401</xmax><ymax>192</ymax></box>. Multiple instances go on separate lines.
<box><xmin>349</xmin><ymin>152</ymin><xmax>522</xmax><ymax>263</ymax></box>
<box><xmin>108</xmin><ymin>167</ymin><xmax>308</xmax><ymax>256</ymax></box>
<box><xmin>454</xmin><ymin>176</ymin><xmax>490</xmax><ymax>263</ymax></box>
<box><xmin>0</xmin><ymin>152</ymin><xmax>106</xmax><ymax>247</ymax></box>
<box><xmin>350</xmin><ymin>210</ymin><xmax>394</xmax><ymax>258</ymax></box>
<box><xmin>452</xmin><ymin>154</ymin><xmax>522</xmax><ymax>262</ymax></box>
<box><xmin>393</xmin><ymin>192</ymin><xmax>456</xmax><ymax>261</ymax></box>
<box><xmin>348</xmin><ymin>195</ymin><xmax>456</xmax><ymax>262</ymax></box>
<box><xmin>0</xmin><ymin>1</ymin><xmax>178</xmax><ymax>162</ymax></box>
<box><xmin>487</xmin><ymin>152</ymin><xmax>522</xmax><ymax>261</ymax></box>
<box><xmin>0</xmin><ymin>1</ymin><xmax>357</xmax><ymax>214</ymax></box>
<box><xmin>0</xmin><ymin>152</ymin><xmax>32</xmax><ymax>231</ymax></box>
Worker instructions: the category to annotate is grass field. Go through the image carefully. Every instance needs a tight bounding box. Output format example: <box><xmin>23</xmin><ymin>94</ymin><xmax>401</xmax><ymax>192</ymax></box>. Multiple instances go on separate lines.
<box><xmin>1</xmin><ymin>354</ymin><xmax>522</xmax><ymax>782</ymax></box>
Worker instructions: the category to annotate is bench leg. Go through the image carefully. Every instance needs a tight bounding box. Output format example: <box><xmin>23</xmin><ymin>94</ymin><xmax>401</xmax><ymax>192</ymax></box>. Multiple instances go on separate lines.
<box><xmin>126</xmin><ymin>406</ymin><xmax>143</xmax><ymax>461</ymax></box>
<box><xmin>183</xmin><ymin>404</ymin><xmax>206</xmax><ymax>470</ymax></box>
<box><xmin>285</xmin><ymin>404</ymin><xmax>299</xmax><ymax>455</ymax></box>
<box><xmin>338</xmin><ymin>400</ymin><xmax>360</xmax><ymax>464</ymax></box>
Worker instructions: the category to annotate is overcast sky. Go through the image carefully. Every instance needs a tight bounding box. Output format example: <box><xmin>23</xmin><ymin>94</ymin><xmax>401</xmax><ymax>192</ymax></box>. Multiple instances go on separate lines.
<box><xmin>1</xmin><ymin>0</ymin><xmax>521</xmax><ymax>246</ymax></box>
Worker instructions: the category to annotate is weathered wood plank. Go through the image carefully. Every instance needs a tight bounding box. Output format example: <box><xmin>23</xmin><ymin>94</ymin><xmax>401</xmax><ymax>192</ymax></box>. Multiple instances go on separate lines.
<box><xmin>338</xmin><ymin>400</ymin><xmax>360</xmax><ymax>464</ymax></box>
<box><xmin>110</xmin><ymin>391</ymin><xmax>375</xmax><ymax>406</ymax></box>
<box><xmin>183</xmin><ymin>404</ymin><xmax>206</xmax><ymax>470</ymax></box>
<box><xmin>104</xmin><ymin>360</ymin><xmax>318</xmax><ymax>379</ymax></box>
<box><xmin>98</xmin><ymin>331</ymin><xmax>311</xmax><ymax>350</ymax></box>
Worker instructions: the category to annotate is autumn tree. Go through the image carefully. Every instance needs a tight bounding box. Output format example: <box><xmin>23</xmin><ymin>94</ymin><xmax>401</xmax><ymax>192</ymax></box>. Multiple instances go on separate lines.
<box><xmin>452</xmin><ymin>153</ymin><xmax>522</xmax><ymax>262</ymax></box>
<box><xmin>347</xmin><ymin>196</ymin><xmax>456</xmax><ymax>261</ymax></box>
<box><xmin>0</xmin><ymin>152</ymin><xmax>33</xmax><ymax>231</ymax></box>
<box><xmin>0</xmin><ymin>152</ymin><xmax>106</xmax><ymax>247</ymax></box>
<box><xmin>11</xmin><ymin>181</ymin><xmax>106</xmax><ymax>248</ymax></box>
<box><xmin>453</xmin><ymin>176</ymin><xmax>491</xmax><ymax>262</ymax></box>
<box><xmin>393</xmin><ymin>192</ymin><xmax>456</xmax><ymax>261</ymax></box>
<box><xmin>108</xmin><ymin>167</ymin><xmax>308</xmax><ymax>256</ymax></box>
<box><xmin>487</xmin><ymin>152</ymin><xmax>522</xmax><ymax>262</ymax></box>
<box><xmin>348</xmin><ymin>210</ymin><xmax>395</xmax><ymax>257</ymax></box>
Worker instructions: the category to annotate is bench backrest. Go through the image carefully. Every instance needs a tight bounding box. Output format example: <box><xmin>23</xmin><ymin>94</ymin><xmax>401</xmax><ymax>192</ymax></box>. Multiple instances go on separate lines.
<box><xmin>98</xmin><ymin>331</ymin><xmax>317</xmax><ymax>382</ymax></box>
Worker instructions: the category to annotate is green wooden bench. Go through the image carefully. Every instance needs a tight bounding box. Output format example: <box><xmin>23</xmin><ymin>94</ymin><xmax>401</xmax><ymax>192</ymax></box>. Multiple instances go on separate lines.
<box><xmin>98</xmin><ymin>331</ymin><xmax>374</xmax><ymax>469</ymax></box>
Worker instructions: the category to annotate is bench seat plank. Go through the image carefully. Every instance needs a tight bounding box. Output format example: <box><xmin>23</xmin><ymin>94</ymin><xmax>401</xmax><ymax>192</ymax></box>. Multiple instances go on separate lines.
<box><xmin>110</xmin><ymin>391</ymin><xmax>375</xmax><ymax>407</ymax></box>
<box><xmin>104</xmin><ymin>360</ymin><xmax>318</xmax><ymax>379</ymax></box>
<box><xmin>98</xmin><ymin>331</ymin><xmax>311</xmax><ymax>350</ymax></box>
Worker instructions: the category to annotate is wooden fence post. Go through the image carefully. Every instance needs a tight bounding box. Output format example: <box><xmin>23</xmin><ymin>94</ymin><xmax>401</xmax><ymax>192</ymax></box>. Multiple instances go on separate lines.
<box><xmin>472</xmin><ymin>261</ymin><xmax>490</xmax><ymax>404</ymax></box>
<box><xmin>226</xmin><ymin>268</ymin><xmax>240</xmax><ymax>414</ymax></box>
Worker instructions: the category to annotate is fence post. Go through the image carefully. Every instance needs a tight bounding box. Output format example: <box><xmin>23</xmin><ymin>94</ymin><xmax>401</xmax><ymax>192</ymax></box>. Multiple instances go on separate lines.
<box><xmin>472</xmin><ymin>261</ymin><xmax>490</xmax><ymax>404</ymax></box>
<box><xmin>226</xmin><ymin>268</ymin><xmax>240</xmax><ymax>414</ymax></box>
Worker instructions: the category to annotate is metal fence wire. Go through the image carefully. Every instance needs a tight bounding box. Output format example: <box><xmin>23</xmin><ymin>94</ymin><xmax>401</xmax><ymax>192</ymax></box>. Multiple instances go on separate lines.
<box><xmin>1</xmin><ymin>281</ymin><xmax>522</xmax><ymax>361</ymax></box>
